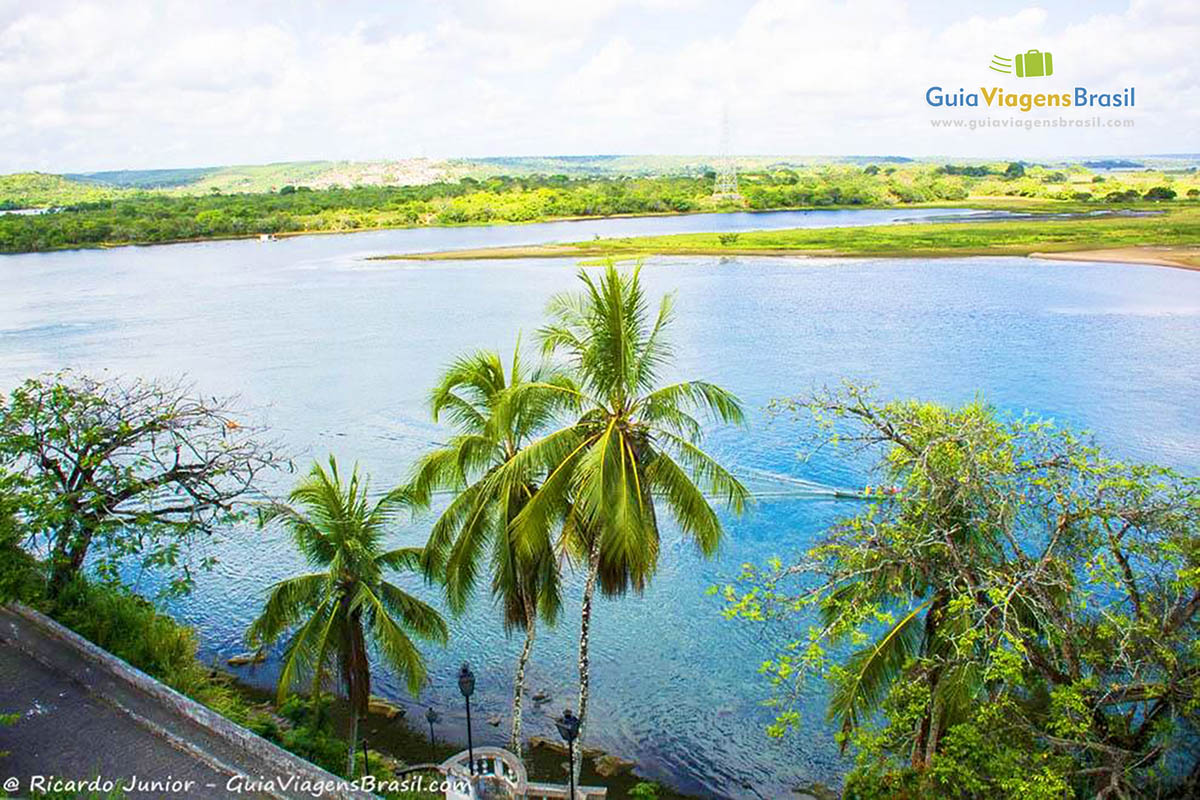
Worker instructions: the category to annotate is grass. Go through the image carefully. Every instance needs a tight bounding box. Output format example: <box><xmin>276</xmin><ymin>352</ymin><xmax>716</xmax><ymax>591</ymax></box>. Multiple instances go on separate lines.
<box><xmin>48</xmin><ymin>579</ymin><xmax>259</xmax><ymax>726</ymax></box>
<box><xmin>588</xmin><ymin>205</ymin><xmax>1200</xmax><ymax>257</ymax></box>
<box><xmin>390</xmin><ymin>204</ymin><xmax>1200</xmax><ymax>264</ymax></box>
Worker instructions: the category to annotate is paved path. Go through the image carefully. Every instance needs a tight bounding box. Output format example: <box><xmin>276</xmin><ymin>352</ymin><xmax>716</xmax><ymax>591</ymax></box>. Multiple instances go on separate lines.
<box><xmin>0</xmin><ymin>637</ymin><xmax>234</xmax><ymax>797</ymax></box>
<box><xmin>0</xmin><ymin>606</ymin><xmax>372</xmax><ymax>799</ymax></box>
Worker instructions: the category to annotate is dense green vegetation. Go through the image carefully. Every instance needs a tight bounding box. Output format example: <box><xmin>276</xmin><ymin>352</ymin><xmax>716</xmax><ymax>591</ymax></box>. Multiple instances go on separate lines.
<box><xmin>723</xmin><ymin>384</ymin><xmax>1200</xmax><ymax>799</ymax></box>
<box><xmin>3</xmin><ymin>161</ymin><xmax>1197</xmax><ymax>253</ymax></box>
<box><xmin>0</xmin><ymin>175</ymin><xmax>710</xmax><ymax>252</ymax></box>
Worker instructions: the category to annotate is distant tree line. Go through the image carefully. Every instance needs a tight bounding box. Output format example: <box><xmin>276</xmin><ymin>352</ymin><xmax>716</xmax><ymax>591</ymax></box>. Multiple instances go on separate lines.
<box><xmin>0</xmin><ymin>170</ymin><xmax>974</xmax><ymax>253</ymax></box>
<box><xmin>1</xmin><ymin>165</ymin><xmax>1196</xmax><ymax>254</ymax></box>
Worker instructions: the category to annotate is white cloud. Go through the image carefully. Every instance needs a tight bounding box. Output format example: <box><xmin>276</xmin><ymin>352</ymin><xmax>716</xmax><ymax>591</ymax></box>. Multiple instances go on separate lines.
<box><xmin>0</xmin><ymin>0</ymin><xmax>1195</xmax><ymax>171</ymax></box>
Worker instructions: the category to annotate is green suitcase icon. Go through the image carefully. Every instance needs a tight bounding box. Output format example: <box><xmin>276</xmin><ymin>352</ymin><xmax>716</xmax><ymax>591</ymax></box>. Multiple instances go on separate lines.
<box><xmin>1015</xmin><ymin>49</ymin><xmax>1053</xmax><ymax>78</ymax></box>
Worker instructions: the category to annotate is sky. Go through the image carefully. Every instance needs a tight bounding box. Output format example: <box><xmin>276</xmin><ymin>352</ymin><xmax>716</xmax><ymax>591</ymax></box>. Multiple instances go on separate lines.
<box><xmin>0</xmin><ymin>0</ymin><xmax>1197</xmax><ymax>172</ymax></box>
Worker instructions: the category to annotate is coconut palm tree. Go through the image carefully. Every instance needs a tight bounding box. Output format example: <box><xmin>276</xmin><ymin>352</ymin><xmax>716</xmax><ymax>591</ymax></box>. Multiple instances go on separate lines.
<box><xmin>495</xmin><ymin>261</ymin><xmax>749</xmax><ymax>774</ymax></box>
<box><xmin>407</xmin><ymin>343</ymin><xmax>577</xmax><ymax>755</ymax></box>
<box><xmin>246</xmin><ymin>457</ymin><xmax>448</xmax><ymax>776</ymax></box>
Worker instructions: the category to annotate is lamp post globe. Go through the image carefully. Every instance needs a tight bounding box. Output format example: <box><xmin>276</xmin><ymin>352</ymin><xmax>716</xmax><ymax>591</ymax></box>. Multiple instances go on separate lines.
<box><xmin>457</xmin><ymin>663</ymin><xmax>476</xmax><ymax>776</ymax></box>
<box><xmin>457</xmin><ymin>663</ymin><xmax>475</xmax><ymax>698</ymax></box>
<box><xmin>555</xmin><ymin>709</ymin><xmax>581</xmax><ymax>800</ymax></box>
<box><xmin>425</xmin><ymin>707</ymin><xmax>440</xmax><ymax>760</ymax></box>
<box><xmin>555</xmin><ymin>708</ymin><xmax>580</xmax><ymax>744</ymax></box>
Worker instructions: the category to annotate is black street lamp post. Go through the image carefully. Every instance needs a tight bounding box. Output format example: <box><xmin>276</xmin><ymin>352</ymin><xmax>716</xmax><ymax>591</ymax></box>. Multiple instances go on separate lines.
<box><xmin>425</xmin><ymin>707</ymin><xmax>440</xmax><ymax>762</ymax></box>
<box><xmin>555</xmin><ymin>708</ymin><xmax>581</xmax><ymax>800</ymax></box>
<box><xmin>457</xmin><ymin>663</ymin><xmax>476</xmax><ymax>776</ymax></box>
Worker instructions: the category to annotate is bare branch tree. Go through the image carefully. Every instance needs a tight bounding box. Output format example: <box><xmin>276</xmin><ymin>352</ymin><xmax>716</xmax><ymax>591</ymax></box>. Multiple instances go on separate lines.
<box><xmin>0</xmin><ymin>370</ymin><xmax>287</xmax><ymax>595</ymax></box>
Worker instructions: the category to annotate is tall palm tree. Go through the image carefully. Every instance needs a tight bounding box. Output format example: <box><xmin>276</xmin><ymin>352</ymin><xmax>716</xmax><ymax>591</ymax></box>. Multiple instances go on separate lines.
<box><xmin>496</xmin><ymin>261</ymin><xmax>749</xmax><ymax>774</ymax></box>
<box><xmin>408</xmin><ymin>343</ymin><xmax>577</xmax><ymax>755</ymax></box>
<box><xmin>246</xmin><ymin>457</ymin><xmax>448</xmax><ymax>776</ymax></box>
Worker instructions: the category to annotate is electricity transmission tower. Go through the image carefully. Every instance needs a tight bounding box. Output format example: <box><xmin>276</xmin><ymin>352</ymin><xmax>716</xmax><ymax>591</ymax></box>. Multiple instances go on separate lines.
<box><xmin>712</xmin><ymin>109</ymin><xmax>742</xmax><ymax>200</ymax></box>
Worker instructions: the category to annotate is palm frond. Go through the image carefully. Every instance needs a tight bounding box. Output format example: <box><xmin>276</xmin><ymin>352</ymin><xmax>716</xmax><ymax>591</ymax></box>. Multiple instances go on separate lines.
<box><xmin>377</xmin><ymin>581</ymin><xmax>450</xmax><ymax>644</ymax></box>
<box><xmin>655</xmin><ymin>430</ymin><xmax>750</xmax><ymax>513</ymax></box>
<box><xmin>828</xmin><ymin>599</ymin><xmax>931</xmax><ymax>749</ymax></box>
<box><xmin>645</xmin><ymin>449</ymin><xmax>725</xmax><ymax>556</ymax></box>
<box><xmin>376</xmin><ymin>546</ymin><xmax>425</xmax><ymax>573</ymax></box>
<box><xmin>273</xmin><ymin>597</ymin><xmax>338</xmax><ymax>705</ymax></box>
<box><xmin>418</xmin><ymin>479</ymin><xmax>487</xmax><ymax>579</ymax></box>
<box><xmin>499</xmin><ymin>426</ymin><xmax>591</xmax><ymax>554</ymax></box>
<box><xmin>430</xmin><ymin>350</ymin><xmax>506</xmax><ymax>432</ymax></box>
<box><xmin>245</xmin><ymin>572</ymin><xmax>330</xmax><ymax>647</ymax></box>
<box><xmin>360</xmin><ymin>584</ymin><xmax>431</xmax><ymax>694</ymax></box>
<box><xmin>639</xmin><ymin>380</ymin><xmax>746</xmax><ymax>428</ymax></box>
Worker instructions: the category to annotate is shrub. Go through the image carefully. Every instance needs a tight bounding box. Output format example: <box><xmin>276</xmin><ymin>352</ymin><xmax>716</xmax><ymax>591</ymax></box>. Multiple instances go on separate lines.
<box><xmin>1104</xmin><ymin>189</ymin><xmax>1140</xmax><ymax>202</ymax></box>
<box><xmin>49</xmin><ymin>579</ymin><xmax>254</xmax><ymax>725</ymax></box>
<box><xmin>1143</xmin><ymin>186</ymin><xmax>1176</xmax><ymax>201</ymax></box>
<box><xmin>0</xmin><ymin>487</ymin><xmax>44</xmax><ymax>603</ymax></box>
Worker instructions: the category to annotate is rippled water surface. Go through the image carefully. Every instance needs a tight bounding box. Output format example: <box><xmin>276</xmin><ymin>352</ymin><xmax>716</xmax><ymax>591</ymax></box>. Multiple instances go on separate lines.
<box><xmin>2</xmin><ymin>210</ymin><xmax>1199</xmax><ymax>798</ymax></box>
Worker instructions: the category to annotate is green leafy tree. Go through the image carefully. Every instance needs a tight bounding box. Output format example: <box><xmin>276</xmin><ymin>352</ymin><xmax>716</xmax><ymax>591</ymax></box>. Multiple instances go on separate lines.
<box><xmin>0</xmin><ymin>371</ymin><xmax>283</xmax><ymax>596</ymax></box>
<box><xmin>246</xmin><ymin>458</ymin><xmax>448</xmax><ymax>776</ymax></box>
<box><xmin>1144</xmin><ymin>186</ymin><xmax>1177</xmax><ymax>201</ymax></box>
<box><xmin>407</xmin><ymin>342</ymin><xmax>577</xmax><ymax>755</ymax></box>
<box><xmin>496</xmin><ymin>262</ymin><xmax>749</xmax><ymax>775</ymax></box>
<box><xmin>725</xmin><ymin>384</ymin><xmax>1200</xmax><ymax>798</ymax></box>
<box><xmin>0</xmin><ymin>469</ymin><xmax>40</xmax><ymax>603</ymax></box>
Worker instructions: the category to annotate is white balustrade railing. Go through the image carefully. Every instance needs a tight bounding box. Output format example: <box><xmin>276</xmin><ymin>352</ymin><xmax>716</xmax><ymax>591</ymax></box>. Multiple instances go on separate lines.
<box><xmin>437</xmin><ymin>747</ymin><xmax>606</xmax><ymax>799</ymax></box>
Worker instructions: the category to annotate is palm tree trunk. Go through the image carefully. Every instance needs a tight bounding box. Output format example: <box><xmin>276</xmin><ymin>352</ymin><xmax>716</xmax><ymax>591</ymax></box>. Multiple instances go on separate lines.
<box><xmin>346</xmin><ymin>710</ymin><xmax>359</xmax><ymax>777</ymax></box>
<box><xmin>912</xmin><ymin>711</ymin><xmax>931</xmax><ymax>769</ymax></box>
<box><xmin>509</xmin><ymin>597</ymin><xmax>537</xmax><ymax>756</ymax></box>
<box><xmin>574</xmin><ymin>538</ymin><xmax>601</xmax><ymax>785</ymax></box>
<box><xmin>342</xmin><ymin>604</ymin><xmax>369</xmax><ymax>778</ymax></box>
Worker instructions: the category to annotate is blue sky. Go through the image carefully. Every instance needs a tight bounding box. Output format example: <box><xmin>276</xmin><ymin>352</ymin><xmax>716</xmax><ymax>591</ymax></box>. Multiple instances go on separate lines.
<box><xmin>1</xmin><ymin>0</ymin><xmax>1196</xmax><ymax>171</ymax></box>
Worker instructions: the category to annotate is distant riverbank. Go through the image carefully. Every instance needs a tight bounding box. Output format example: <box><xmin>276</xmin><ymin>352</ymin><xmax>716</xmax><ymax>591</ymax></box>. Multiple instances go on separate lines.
<box><xmin>0</xmin><ymin>201</ymin><xmax>1043</xmax><ymax>255</ymax></box>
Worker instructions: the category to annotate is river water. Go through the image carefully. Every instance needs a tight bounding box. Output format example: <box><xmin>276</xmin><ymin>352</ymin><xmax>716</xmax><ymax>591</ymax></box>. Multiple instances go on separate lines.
<box><xmin>2</xmin><ymin>208</ymin><xmax>1198</xmax><ymax>798</ymax></box>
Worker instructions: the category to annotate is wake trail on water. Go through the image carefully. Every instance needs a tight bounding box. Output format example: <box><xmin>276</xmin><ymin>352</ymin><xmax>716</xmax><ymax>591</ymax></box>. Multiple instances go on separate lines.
<box><xmin>419</xmin><ymin>466</ymin><xmax>868</xmax><ymax>502</ymax></box>
<box><xmin>715</xmin><ymin>465</ymin><xmax>867</xmax><ymax>501</ymax></box>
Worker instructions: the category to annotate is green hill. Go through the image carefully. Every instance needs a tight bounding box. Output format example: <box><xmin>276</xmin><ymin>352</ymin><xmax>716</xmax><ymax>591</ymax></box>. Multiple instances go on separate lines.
<box><xmin>66</xmin><ymin>167</ymin><xmax>221</xmax><ymax>189</ymax></box>
<box><xmin>7</xmin><ymin>154</ymin><xmax>1198</xmax><ymax>210</ymax></box>
<box><xmin>0</xmin><ymin>173</ymin><xmax>125</xmax><ymax>209</ymax></box>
